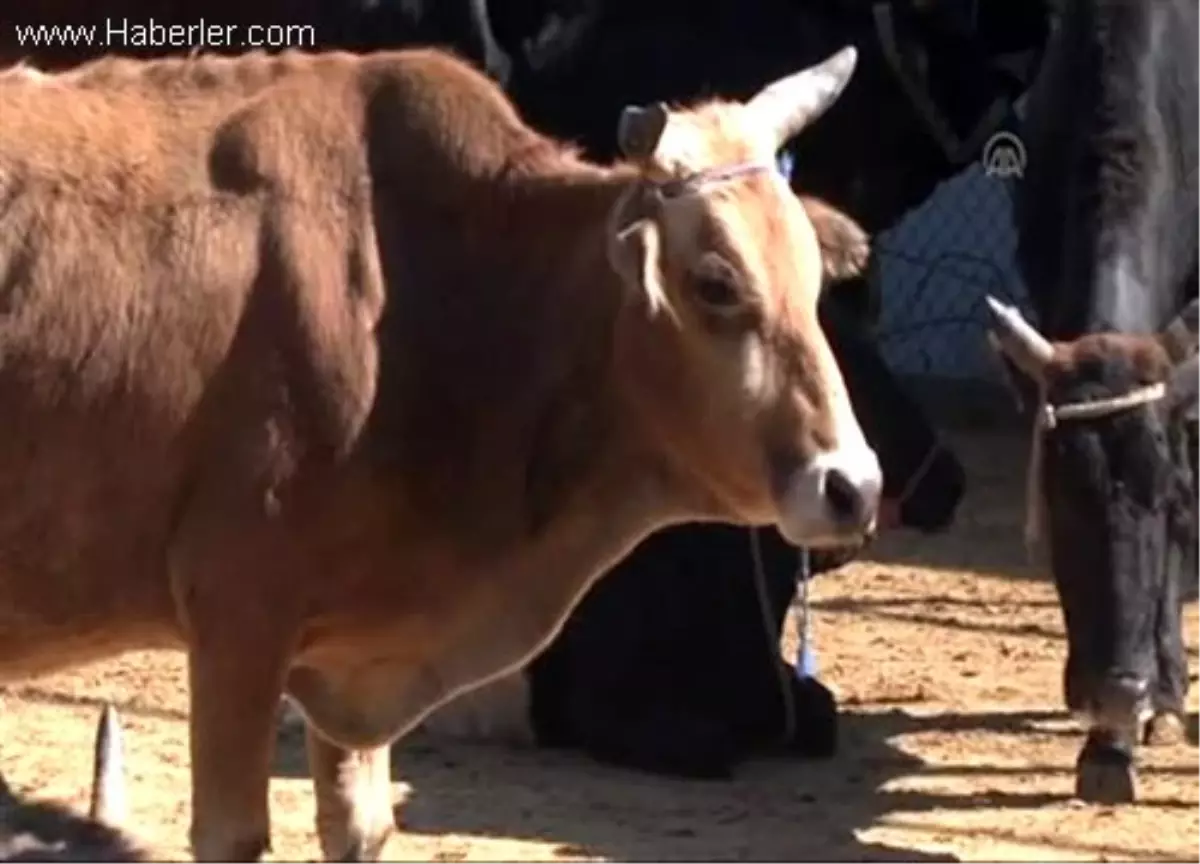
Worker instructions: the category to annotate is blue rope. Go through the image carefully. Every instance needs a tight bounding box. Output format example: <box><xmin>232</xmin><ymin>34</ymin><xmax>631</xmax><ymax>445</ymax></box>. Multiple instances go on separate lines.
<box><xmin>776</xmin><ymin>149</ymin><xmax>796</xmax><ymax>181</ymax></box>
<box><xmin>794</xmin><ymin>547</ymin><xmax>818</xmax><ymax>679</ymax></box>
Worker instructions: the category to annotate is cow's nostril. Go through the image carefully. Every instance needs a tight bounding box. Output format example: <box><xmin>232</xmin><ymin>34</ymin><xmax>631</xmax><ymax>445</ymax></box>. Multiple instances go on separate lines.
<box><xmin>825</xmin><ymin>468</ymin><xmax>863</xmax><ymax>523</ymax></box>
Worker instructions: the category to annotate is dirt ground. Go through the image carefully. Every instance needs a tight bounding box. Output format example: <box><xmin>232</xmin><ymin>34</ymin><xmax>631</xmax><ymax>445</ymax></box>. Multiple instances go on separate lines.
<box><xmin>0</xmin><ymin>430</ymin><xmax>1196</xmax><ymax>862</ymax></box>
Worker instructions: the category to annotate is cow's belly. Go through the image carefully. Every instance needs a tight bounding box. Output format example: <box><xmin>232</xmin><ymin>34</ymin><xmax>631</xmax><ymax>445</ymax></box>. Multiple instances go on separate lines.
<box><xmin>0</xmin><ymin>364</ymin><xmax>199</xmax><ymax>676</ymax></box>
<box><xmin>0</xmin><ymin>478</ymin><xmax>183</xmax><ymax>680</ymax></box>
<box><xmin>0</xmin><ymin>540</ymin><xmax>182</xmax><ymax>680</ymax></box>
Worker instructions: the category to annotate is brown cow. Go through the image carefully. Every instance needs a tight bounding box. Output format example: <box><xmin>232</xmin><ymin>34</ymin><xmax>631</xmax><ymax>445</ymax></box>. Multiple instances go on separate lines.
<box><xmin>0</xmin><ymin>704</ymin><xmax>143</xmax><ymax>861</ymax></box>
<box><xmin>0</xmin><ymin>46</ymin><xmax>879</xmax><ymax>860</ymax></box>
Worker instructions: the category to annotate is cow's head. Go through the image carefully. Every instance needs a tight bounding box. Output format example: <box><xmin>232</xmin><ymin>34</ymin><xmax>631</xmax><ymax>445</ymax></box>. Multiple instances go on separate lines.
<box><xmin>605</xmin><ymin>47</ymin><xmax>882</xmax><ymax>549</ymax></box>
<box><xmin>986</xmin><ymin>296</ymin><xmax>1198</xmax><ymax>735</ymax></box>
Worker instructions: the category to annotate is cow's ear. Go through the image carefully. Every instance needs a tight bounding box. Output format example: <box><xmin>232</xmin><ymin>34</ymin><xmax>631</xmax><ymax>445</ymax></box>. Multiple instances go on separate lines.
<box><xmin>607</xmin><ymin>189</ymin><xmax>671</xmax><ymax>316</ymax></box>
<box><xmin>798</xmin><ymin>195</ymin><xmax>870</xmax><ymax>283</ymax></box>
<box><xmin>1166</xmin><ymin>352</ymin><xmax>1200</xmax><ymax>417</ymax></box>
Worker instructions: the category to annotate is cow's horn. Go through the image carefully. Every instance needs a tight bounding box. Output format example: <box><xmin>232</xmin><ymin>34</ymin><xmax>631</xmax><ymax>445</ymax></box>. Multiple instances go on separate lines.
<box><xmin>984</xmin><ymin>295</ymin><xmax>1054</xmax><ymax>380</ymax></box>
<box><xmin>89</xmin><ymin>703</ymin><xmax>128</xmax><ymax>827</ymax></box>
<box><xmin>746</xmin><ymin>45</ymin><xmax>857</xmax><ymax>149</ymax></box>
<box><xmin>1159</xmin><ymin>297</ymin><xmax>1198</xmax><ymax>362</ymax></box>
<box><xmin>617</xmin><ymin>102</ymin><xmax>670</xmax><ymax>160</ymax></box>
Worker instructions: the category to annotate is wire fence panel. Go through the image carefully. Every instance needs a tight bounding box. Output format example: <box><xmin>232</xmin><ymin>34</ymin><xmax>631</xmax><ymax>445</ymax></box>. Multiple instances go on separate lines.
<box><xmin>873</xmin><ymin>164</ymin><xmax>1033</xmax><ymax>382</ymax></box>
<box><xmin>863</xmin><ymin>138</ymin><xmax>1040</xmax><ymax>427</ymax></box>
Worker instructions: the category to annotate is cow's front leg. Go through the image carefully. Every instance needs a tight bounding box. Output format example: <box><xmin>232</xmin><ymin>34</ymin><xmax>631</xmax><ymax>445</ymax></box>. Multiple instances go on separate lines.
<box><xmin>307</xmin><ymin>729</ymin><xmax>395</xmax><ymax>861</ymax></box>
<box><xmin>188</xmin><ymin>637</ymin><xmax>289</xmax><ymax>861</ymax></box>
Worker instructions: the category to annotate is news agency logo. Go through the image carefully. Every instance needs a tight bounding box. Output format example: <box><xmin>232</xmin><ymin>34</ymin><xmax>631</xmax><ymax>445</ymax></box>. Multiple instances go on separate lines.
<box><xmin>982</xmin><ymin>131</ymin><xmax>1026</xmax><ymax>180</ymax></box>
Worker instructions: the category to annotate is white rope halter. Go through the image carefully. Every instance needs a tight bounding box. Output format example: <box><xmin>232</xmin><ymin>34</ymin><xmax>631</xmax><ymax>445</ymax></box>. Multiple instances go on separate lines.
<box><xmin>1024</xmin><ymin>382</ymin><xmax>1169</xmax><ymax>559</ymax></box>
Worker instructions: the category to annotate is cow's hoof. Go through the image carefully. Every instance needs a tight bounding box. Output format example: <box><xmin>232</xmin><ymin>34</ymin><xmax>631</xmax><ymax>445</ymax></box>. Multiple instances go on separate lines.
<box><xmin>1144</xmin><ymin>712</ymin><xmax>1186</xmax><ymax>746</ymax></box>
<box><xmin>1075</xmin><ymin>734</ymin><xmax>1137</xmax><ymax>804</ymax></box>
<box><xmin>788</xmin><ymin>676</ymin><xmax>838</xmax><ymax>759</ymax></box>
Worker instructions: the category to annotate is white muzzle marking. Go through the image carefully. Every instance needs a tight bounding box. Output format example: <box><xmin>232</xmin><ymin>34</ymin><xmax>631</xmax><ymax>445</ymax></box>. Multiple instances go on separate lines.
<box><xmin>776</xmin><ymin>390</ymin><xmax>882</xmax><ymax>547</ymax></box>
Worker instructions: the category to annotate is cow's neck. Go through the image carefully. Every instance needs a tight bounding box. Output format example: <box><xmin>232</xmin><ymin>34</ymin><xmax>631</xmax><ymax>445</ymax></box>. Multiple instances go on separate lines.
<box><xmin>1040</xmin><ymin>0</ymin><xmax>1196</xmax><ymax>339</ymax></box>
<box><xmin>288</xmin><ymin>169</ymin><xmax>693</xmax><ymax>749</ymax></box>
<box><xmin>392</xmin><ymin>160</ymin><xmax>686</xmax><ymax>553</ymax></box>
<box><xmin>288</xmin><ymin>166</ymin><xmax>733</xmax><ymax>750</ymax></box>
<box><xmin>495</xmin><ymin>164</ymin><xmax>693</xmax><ymax>535</ymax></box>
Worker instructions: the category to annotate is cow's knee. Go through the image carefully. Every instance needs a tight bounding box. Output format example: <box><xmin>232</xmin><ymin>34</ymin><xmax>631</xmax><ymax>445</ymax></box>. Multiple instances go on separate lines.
<box><xmin>306</xmin><ymin>730</ymin><xmax>395</xmax><ymax>862</ymax></box>
<box><xmin>785</xmin><ymin>675</ymin><xmax>839</xmax><ymax>759</ymax></box>
<box><xmin>187</xmin><ymin>645</ymin><xmax>286</xmax><ymax>862</ymax></box>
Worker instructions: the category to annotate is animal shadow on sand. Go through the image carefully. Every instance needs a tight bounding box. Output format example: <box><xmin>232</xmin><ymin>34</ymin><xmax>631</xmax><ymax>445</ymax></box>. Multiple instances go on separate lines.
<box><xmin>271</xmin><ymin>705</ymin><xmax>1146</xmax><ymax>862</ymax></box>
<box><xmin>271</xmin><ymin>703</ymin><xmax>1199</xmax><ymax>861</ymax></box>
<box><xmin>0</xmin><ymin>775</ymin><xmax>144</xmax><ymax>862</ymax></box>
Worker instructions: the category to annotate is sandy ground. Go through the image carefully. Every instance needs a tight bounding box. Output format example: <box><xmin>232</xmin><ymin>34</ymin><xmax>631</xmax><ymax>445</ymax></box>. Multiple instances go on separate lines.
<box><xmin>0</xmin><ymin>430</ymin><xmax>1196</xmax><ymax>862</ymax></box>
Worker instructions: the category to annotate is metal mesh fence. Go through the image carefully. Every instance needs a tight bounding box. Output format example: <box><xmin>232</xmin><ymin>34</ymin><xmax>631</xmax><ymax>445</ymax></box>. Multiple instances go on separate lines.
<box><xmin>867</xmin><ymin>155</ymin><xmax>1036</xmax><ymax>424</ymax></box>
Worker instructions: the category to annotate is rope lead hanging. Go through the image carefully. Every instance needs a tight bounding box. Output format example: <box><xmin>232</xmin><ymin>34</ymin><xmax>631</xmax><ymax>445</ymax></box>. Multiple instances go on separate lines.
<box><xmin>794</xmin><ymin>547</ymin><xmax>817</xmax><ymax>679</ymax></box>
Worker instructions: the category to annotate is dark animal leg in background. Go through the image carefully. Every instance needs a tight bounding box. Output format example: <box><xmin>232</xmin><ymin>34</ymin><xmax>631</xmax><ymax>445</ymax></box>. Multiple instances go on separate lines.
<box><xmin>1183</xmin><ymin>421</ymin><xmax>1199</xmax><ymax>604</ymax></box>
<box><xmin>1146</xmin><ymin>536</ymin><xmax>1188</xmax><ymax>746</ymax></box>
<box><xmin>1146</xmin><ymin>418</ymin><xmax>1198</xmax><ymax>746</ymax></box>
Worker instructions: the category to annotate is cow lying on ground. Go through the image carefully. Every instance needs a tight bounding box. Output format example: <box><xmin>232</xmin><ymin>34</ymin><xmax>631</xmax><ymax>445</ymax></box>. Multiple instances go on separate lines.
<box><xmin>983</xmin><ymin>0</ymin><xmax>1198</xmax><ymax>806</ymax></box>
<box><xmin>0</xmin><ymin>45</ymin><xmax>881</xmax><ymax>860</ymax></box>
<box><xmin>0</xmin><ymin>705</ymin><xmax>141</xmax><ymax>862</ymax></box>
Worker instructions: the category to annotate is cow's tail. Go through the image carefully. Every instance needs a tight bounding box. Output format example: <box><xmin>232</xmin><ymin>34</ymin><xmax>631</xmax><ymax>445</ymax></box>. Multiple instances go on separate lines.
<box><xmin>88</xmin><ymin>703</ymin><xmax>127</xmax><ymax>828</ymax></box>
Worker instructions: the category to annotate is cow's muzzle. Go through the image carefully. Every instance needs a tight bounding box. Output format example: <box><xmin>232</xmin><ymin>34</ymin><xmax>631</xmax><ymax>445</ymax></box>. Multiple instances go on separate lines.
<box><xmin>774</xmin><ymin>445</ymin><xmax>883</xmax><ymax>548</ymax></box>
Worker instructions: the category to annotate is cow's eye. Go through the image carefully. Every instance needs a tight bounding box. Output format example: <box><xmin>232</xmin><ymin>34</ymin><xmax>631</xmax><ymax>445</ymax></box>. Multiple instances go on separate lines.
<box><xmin>692</xmin><ymin>274</ymin><xmax>742</xmax><ymax>310</ymax></box>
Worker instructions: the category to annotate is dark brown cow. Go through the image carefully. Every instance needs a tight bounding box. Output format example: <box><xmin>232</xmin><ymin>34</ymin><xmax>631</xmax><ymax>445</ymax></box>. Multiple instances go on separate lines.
<box><xmin>0</xmin><ymin>47</ymin><xmax>879</xmax><ymax>860</ymax></box>
<box><xmin>0</xmin><ymin>705</ymin><xmax>142</xmax><ymax>862</ymax></box>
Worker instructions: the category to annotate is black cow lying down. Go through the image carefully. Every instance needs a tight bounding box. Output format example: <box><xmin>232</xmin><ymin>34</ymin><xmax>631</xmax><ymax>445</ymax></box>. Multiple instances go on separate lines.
<box><xmin>0</xmin><ymin>705</ymin><xmax>141</xmax><ymax>862</ymax></box>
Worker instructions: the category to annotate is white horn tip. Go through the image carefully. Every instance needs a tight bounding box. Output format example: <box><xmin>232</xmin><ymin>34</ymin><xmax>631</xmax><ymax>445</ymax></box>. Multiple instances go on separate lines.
<box><xmin>90</xmin><ymin>702</ymin><xmax>127</xmax><ymax>826</ymax></box>
<box><xmin>809</xmin><ymin>45</ymin><xmax>859</xmax><ymax>95</ymax></box>
<box><xmin>828</xmin><ymin>45</ymin><xmax>858</xmax><ymax>76</ymax></box>
<box><xmin>984</xmin><ymin>295</ymin><xmax>1012</xmax><ymax>317</ymax></box>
